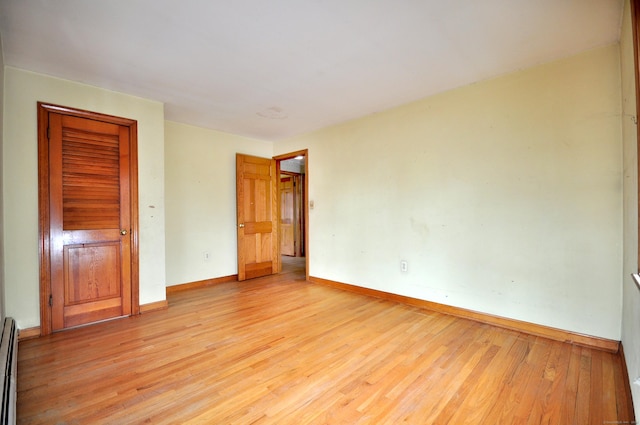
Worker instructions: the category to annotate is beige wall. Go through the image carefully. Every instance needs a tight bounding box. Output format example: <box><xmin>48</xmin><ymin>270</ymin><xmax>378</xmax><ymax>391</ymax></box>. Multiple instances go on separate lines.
<box><xmin>276</xmin><ymin>44</ymin><xmax>623</xmax><ymax>340</ymax></box>
<box><xmin>620</xmin><ymin>0</ymin><xmax>640</xmax><ymax>416</ymax></box>
<box><xmin>0</xmin><ymin>31</ymin><xmax>4</xmax><ymax>322</ymax></box>
<box><xmin>1</xmin><ymin>23</ymin><xmax>632</xmax><ymax>404</ymax></box>
<box><xmin>3</xmin><ymin>67</ymin><xmax>167</xmax><ymax>329</ymax></box>
<box><xmin>164</xmin><ymin>121</ymin><xmax>273</xmax><ymax>286</ymax></box>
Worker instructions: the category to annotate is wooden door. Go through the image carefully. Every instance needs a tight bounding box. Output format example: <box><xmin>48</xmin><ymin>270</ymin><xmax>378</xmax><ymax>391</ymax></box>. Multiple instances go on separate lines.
<box><xmin>296</xmin><ymin>174</ymin><xmax>305</xmax><ymax>257</ymax></box>
<box><xmin>236</xmin><ymin>154</ymin><xmax>279</xmax><ymax>280</ymax></box>
<box><xmin>39</xmin><ymin>103</ymin><xmax>138</xmax><ymax>333</ymax></box>
<box><xmin>280</xmin><ymin>176</ymin><xmax>295</xmax><ymax>256</ymax></box>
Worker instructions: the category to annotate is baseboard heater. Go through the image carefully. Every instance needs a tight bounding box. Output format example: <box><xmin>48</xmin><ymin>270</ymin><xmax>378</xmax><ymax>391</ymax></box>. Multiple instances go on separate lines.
<box><xmin>0</xmin><ymin>318</ymin><xmax>17</xmax><ymax>425</ymax></box>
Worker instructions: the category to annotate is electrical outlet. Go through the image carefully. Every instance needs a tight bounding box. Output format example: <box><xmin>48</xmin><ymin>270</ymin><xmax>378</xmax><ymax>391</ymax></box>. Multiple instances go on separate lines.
<box><xmin>401</xmin><ymin>260</ymin><xmax>408</xmax><ymax>272</ymax></box>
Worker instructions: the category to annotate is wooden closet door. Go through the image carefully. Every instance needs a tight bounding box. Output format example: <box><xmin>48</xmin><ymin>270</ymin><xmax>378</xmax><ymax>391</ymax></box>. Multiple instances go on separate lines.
<box><xmin>44</xmin><ymin>109</ymin><xmax>135</xmax><ymax>331</ymax></box>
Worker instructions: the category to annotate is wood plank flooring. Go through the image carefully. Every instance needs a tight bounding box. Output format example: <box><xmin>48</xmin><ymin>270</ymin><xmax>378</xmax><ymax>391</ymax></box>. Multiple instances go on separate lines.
<box><xmin>18</xmin><ymin>258</ymin><xmax>635</xmax><ymax>424</ymax></box>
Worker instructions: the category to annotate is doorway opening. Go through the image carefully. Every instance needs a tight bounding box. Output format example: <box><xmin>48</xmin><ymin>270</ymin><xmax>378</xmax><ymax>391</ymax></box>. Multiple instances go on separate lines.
<box><xmin>274</xmin><ymin>150</ymin><xmax>308</xmax><ymax>280</ymax></box>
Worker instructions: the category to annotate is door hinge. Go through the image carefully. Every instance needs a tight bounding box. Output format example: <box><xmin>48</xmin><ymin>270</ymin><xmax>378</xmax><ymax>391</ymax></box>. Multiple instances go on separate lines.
<box><xmin>49</xmin><ymin>294</ymin><xmax>52</xmax><ymax>307</ymax></box>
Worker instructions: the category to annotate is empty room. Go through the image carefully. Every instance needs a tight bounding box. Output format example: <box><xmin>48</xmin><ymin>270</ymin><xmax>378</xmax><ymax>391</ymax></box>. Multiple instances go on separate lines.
<box><xmin>0</xmin><ymin>0</ymin><xmax>639</xmax><ymax>423</ymax></box>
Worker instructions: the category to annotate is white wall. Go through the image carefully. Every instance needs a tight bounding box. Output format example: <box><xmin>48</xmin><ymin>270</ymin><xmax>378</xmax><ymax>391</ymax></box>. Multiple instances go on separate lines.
<box><xmin>276</xmin><ymin>44</ymin><xmax>623</xmax><ymax>340</ymax></box>
<box><xmin>620</xmin><ymin>0</ymin><xmax>640</xmax><ymax>416</ymax></box>
<box><xmin>281</xmin><ymin>158</ymin><xmax>305</xmax><ymax>174</ymax></box>
<box><xmin>164</xmin><ymin>121</ymin><xmax>272</xmax><ymax>286</ymax></box>
<box><xmin>3</xmin><ymin>67</ymin><xmax>167</xmax><ymax>329</ymax></box>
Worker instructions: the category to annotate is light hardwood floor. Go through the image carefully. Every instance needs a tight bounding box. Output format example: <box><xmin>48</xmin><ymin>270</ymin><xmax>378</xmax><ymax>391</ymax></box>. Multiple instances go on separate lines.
<box><xmin>18</xmin><ymin>258</ymin><xmax>635</xmax><ymax>424</ymax></box>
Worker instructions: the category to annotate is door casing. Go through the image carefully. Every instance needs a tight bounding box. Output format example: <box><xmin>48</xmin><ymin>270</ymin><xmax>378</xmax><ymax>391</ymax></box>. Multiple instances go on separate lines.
<box><xmin>38</xmin><ymin>102</ymin><xmax>140</xmax><ymax>336</ymax></box>
<box><xmin>274</xmin><ymin>150</ymin><xmax>309</xmax><ymax>280</ymax></box>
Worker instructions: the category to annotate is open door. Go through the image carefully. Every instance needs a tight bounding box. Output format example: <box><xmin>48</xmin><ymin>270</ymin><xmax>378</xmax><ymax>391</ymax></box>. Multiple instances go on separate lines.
<box><xmin>280</xmin><ymin>175</ymin><xmax>295</xmax><ymax>256</ymax></box>
<box><xmin>280</xmin><ymin>173</ymin><xmax>304</xmax><ymax>257</ymax></box>
<box><xmin>236</xmin><ymin>154</ymin><xmax>279</xmax><ymax>280</ymax></box>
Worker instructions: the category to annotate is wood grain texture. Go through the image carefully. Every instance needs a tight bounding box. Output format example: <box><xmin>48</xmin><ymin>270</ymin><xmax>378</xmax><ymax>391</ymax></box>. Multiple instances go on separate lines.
<box><xmin>166</xmin><ymin>275</ymin><xmax>238</xmax><ymax>294</ymax></box>
<box><xmin>280</xmin><ymin>176</ymin><xmax>295</xmax><ymax>256</ymax></box>
<box><xmin>18</xmin><ymin>258</ymin><xmax>634</xmax><ymax>424</ymax></box>
<box><xmin>17</xmin><ymin>328</ymin><xmax>40</xmax><ymax>342</ymax></box>
<box><xmin>236</xmin><ymin>154</ymin><xmax>279</xmax><ymax>281</ymax></box>
<box><xmin>139</xmin><ymin>300</ymin><xmax>169</xmax><ymax>313</ymax></box>
<box><xmin>61</xmin><ymin>117</ymin><xmax>121</xmax><ymax>230</ymax></box>
<box><xmin>37</xmin><ymin>103</ymin><xmax>140</xmax><ymax>335</ymax></box>
<box><xmin>309</xmin><ymin>276</ymin><xmax>620</xmax><ymax>353</ymax></box>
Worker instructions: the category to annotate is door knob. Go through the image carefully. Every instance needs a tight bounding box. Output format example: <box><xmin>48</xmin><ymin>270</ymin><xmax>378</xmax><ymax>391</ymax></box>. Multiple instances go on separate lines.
<box><xmin>120</xmin><ymin>229</ymin><xmax>128</xmax><ymax>235</ymax></box>
<box><xmin>238</xmin><ymin>224</ymin><xmax>245</xmax><ymax>228</ymax></box>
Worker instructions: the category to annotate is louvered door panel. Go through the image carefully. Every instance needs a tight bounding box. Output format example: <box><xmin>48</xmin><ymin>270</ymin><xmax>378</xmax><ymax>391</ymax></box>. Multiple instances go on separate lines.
<box><xmin>62</xmin><ymin>126</ymin><xmax>120</xmax><ymax>230</ymax></box>
<box><xmin>47</xmin><ymin>112</ymin><xmax>132</xmax><ymax>331</ymax></box>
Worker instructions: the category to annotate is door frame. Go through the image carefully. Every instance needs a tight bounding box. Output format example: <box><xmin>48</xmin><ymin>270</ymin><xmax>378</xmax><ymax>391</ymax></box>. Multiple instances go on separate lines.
<box><xmin>37</xmin><ymin>102</ymin><xmax>140</xmax><ymax>336</ymax></box>
<box><xmin>274</xmin><ymin>149</ymin><xmax>309</xmax><ymax>280</ymax></box>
